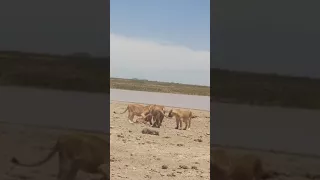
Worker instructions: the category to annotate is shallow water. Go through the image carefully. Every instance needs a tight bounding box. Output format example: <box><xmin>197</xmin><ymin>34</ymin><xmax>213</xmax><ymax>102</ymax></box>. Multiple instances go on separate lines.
<box><xmin>1</xmin><ymin>86</ymin><xmax>318</xmax><ymax>155</ymax></box>
<box><xmin>0</xmin><ymin>86</ymin><xmax>109</xmax><ymax>132</ymax></box>
<box><xmin>110</xmin><ymin>88</ymin><xmax>210</xmax><ymax>111</ymax></box>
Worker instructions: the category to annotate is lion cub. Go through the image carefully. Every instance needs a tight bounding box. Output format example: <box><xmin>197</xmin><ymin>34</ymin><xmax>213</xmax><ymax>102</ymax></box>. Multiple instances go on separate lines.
<box><xmin>11</xmin><ymin>133</ymin><xmax>109</xmax><ymax>180</ymax></box>
<box><xmin>168</xmin><ymin>109</ymin><xmax>193</xmax><ymax>130</ymax></box>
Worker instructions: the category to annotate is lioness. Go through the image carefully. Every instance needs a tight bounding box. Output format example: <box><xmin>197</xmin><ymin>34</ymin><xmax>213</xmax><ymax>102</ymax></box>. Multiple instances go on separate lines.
<box><xmin>11</xmin><ymin>133</ymin><xmax>109</xmax><ymax>180</ymax></box>
<box><xmin>143</xmin><ymin>104</ymin><xmax>167</xmax><ymax>127</ymax></box>
<box><xmin>212</xmin><ymin>149</ymin><xmax>264</xmax><ymax>180</ymax></box>
<box><xmin>114</xmin><ymin>104</ymin><xmax>151</xmax><ymax>124</ymax></box>
<box><xmin>167</xmin><ymin>109</ymin><xmax>194</xmax><ymax>130</ymax></box>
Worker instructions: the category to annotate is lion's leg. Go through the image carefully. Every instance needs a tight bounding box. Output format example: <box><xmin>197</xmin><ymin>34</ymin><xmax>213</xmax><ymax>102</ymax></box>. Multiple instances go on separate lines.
<box><xmin>147</xmin><ymin>115</ymin><xmax>153</xmax><ymax>125</ymax></box>
<box><xmin>151</xmin><ymin>115</ymin><xmax>157</xmax><ymax>127</ymax></box>
<box><xmin>187</xmin><ymin>118</ymin><xmax>191</xmax><ymax>130</ymax></box>
<box><xmin>160</xmin><ymin>114</ymin><xmax>164</xmax><ymax>126</ymax></box>
<box><xmin>128</xmin><ymin>112</ymin><xmax>134</xmax><ymax>123</ymax></box>
<box><xmin>175</xmin><ymin>117</ymin><xmax>179</xmax><ymax>129</ymax></box>
<box><xmin>183</xmin><ymin>118</ymin><xmax>188</xmax><ymax>130</ymax></box>
<box><xmin>156</xmin><ymin>116</ymin><xmax>161</xmax><ymax>128</ymax></box>
<box><xmin>179</xmin><ymin>118</ymin><xmax>183</xmax><ymax>130</ymax></box>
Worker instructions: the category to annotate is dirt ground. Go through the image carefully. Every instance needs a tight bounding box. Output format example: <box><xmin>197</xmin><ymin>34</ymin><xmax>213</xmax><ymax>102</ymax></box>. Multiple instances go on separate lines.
<box><xmin>110</xmin><ymin>101</ymin><xmax>211</xmax><ymax>180</ymax></box>
<box><xmin>1</xmin><ymin>101</ymin><xmax>319</xmax><ymax>180</ymax></box>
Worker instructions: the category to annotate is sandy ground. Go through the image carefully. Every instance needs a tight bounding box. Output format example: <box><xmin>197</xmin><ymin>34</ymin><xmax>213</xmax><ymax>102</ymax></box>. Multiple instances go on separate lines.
<box><xmin>0</xmin><ymin>123</ymin><xmax>108</xmax><ymax>180</ymax></box>
<box><xmin>1</xmin><ymin>101</ymin><xmax>319</xmax><ymax>180</ymax></box>
<box><xmin>110</xmin><ymin>101</ymin><xmax>211</xmax><ymax>180</ymax></box>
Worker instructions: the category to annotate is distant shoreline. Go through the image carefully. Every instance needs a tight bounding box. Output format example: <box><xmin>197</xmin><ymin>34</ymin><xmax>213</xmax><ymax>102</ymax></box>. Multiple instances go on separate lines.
<box><xmin>1</xmin><ymin>51</ymin><xmax>320</xmax><ymax>110</ymax></box>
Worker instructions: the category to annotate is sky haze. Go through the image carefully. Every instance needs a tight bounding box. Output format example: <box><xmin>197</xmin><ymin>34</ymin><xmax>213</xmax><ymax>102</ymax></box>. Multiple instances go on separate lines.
<box><xmin>111</xmin><ymin>0</ymin><xmax>210</xmax><ymax>86</ymax></box>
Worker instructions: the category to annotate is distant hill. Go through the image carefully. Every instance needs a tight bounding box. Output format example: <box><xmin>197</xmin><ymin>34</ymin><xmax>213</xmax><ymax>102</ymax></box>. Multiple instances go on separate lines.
<box><xmin>0</xmin><ymin>51</ymin><xmax>108</xmax><ymax>93</ymax></box>
<box><xmin>211</xmin><ymin>68</ymin><xmax>320</xmax><ymax>109</ymax></box>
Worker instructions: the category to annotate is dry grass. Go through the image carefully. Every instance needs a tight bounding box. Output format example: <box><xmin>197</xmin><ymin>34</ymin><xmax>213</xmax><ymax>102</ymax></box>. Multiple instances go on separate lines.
<box><xmin>110</xmin><ymin>78</ymin><xmax>210</xmax><ymax>96</ymax></box>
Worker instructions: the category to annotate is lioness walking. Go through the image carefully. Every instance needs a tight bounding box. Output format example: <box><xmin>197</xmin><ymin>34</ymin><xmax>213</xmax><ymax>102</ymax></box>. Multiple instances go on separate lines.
<box><xmin>11</xmin><ymin>133</ymin><xmax>109</xmax><ymax>180</ymax></box>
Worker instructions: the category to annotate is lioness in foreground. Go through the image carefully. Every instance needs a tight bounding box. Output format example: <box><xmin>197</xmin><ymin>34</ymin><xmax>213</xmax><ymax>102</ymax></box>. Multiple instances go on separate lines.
<box><xmin>211</xmin><ymin>148</ymin><xmax>287</xmax><ymax>180</ymax></box>
<box><xmin>11</xmin><ymin>133</ymin><xmax>109</xmax><ymax>180</ymax></box>
<box><xmin>212</xmin><ymin>149</ymin><xmax>263</xmax><ymax>180</ymax></box>
<box><xmin>168</xmin><ymin>109</ymin><xmax>194</xmax><ymax>130</ymax></box>
<box><xmin>114</xmin><ymin>104</ymin><xmax>151</xmax><ymax>124</ymax></box>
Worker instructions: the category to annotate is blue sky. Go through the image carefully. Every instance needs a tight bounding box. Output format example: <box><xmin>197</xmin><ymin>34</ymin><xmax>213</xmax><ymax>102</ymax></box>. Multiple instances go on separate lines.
<box><xmin>110</xmin><ymin>0</ymin><xmax>210</xmax><ymax>86</ymax></box>
<box><xmin>111</xmin><ymin>0</ymin><xmax>210</xmax><ymax>51</ymax></box>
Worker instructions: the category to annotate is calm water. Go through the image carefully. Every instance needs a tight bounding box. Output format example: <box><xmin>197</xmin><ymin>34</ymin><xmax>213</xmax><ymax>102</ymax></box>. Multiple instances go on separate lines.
<box><xmin>110</xmin><ymin>88</ymin><xmax>210</xmax><ymax>111</ymax></box>
<box><xmin>0</xmin><ymin>86</ymin><xmax>109</xmax><ymax>132</ymax></box>
<box><xmin>1</xmin><ymin>86</ymin><xmax>319</xmax><ymax>155</ymax></box>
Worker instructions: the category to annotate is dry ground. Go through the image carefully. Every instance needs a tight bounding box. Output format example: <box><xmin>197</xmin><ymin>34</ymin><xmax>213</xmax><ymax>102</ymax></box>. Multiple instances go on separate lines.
<box><xmin>0</xmin><ymin>101</ymin><xmax>319</xmax><ymax>180</ymax></box>
<box><xmin>110</xmin><ymin>101</ymin><xmax>211</xmax><ymax>180</ymax></box>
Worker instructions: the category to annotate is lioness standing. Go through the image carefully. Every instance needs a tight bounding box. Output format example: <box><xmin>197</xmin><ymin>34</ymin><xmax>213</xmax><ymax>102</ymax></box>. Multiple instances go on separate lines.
<box><xmin>11</xmin><ymin>133</ymin><xmax>109</xmax><ymax>180</ymax></box>
<box><xmin>143</xmin><ymin>104</ymin><xmax>166</xmax><ymax>127</ymax></box>
<box><xmin>114</xmin><ymin>104</ymin><xmax>151</xmax><ymax>124</ymax></box>
<box><xmin>168</xmin><ymin>109</ymin><xmax>194</xmax><ymax>130</ymax></box>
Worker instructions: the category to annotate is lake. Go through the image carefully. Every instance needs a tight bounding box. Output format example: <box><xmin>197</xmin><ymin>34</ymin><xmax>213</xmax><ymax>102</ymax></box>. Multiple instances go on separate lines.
<box><xmin>110</xmin><ymin>88</ymin><xmax>210</xmax><ymax>111</ymax></box>
<box><xmin>0</xmin><ymin>86</ymin><xmax>109</xmax><ymax>132</ymax></box>
<box><xmin>1</xmin><ymin>86</ymin><xmax>319</xmax><ymax>156</ymax></box>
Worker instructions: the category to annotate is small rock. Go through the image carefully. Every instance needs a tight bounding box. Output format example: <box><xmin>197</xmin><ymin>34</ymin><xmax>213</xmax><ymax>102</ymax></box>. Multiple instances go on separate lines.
<box><xmin>194</xmin><ymin>139</ymin><xmax>202</xmax><ymax>142</ymax></box>
<box><xmin>162</xmin><ymin>165</ymin><xmax>168</xmax><ymax>169</ymax></box>
<box><xmin>117</xmin><ymin>134</ymin><xmax>124</xmax><ymax>138</ymax></box>
<box><xmin>179</xmin><ymin>165</ymin><xmax>189</xmax><ymax>169</ymax></box>
<box><xmin>142</xmin><ymin>128</ymin><xmax>159</xmax><ymax>136</ymax></box>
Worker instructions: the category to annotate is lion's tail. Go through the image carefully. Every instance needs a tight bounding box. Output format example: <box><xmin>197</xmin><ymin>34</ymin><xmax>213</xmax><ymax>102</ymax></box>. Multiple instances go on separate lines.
<box><xmin>114</xmin><ymin>106</ymin><xmax>128</xmax><ymax>114</ymax></box>
<box><xmin>11</xmin><ymin>142</ymin><xmax>59</xmax><ymax>167</ymax></box>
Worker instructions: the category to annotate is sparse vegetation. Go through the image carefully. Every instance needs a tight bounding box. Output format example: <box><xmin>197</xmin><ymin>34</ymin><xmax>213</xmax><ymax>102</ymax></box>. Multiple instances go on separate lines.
<box><xmin>110</xmin><ymin>78</ymin><xmax>210</xmax><ymax>96</ymax></box>
<box><xmin>211</xmin><ymin>68</ymin><xmax>320</xmax><ymax>109</ymax></box>
<box><xmin>0</xmin><ymin>51</ymin><xmax>109</xmax><ymax>93</ymax></box>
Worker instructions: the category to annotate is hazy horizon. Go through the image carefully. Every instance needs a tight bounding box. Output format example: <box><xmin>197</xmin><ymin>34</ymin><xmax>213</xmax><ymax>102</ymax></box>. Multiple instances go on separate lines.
<box><xmin>111</xmin><ymin>0</ymin><xmax>210</xmax><ymax>86</ymax></box>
